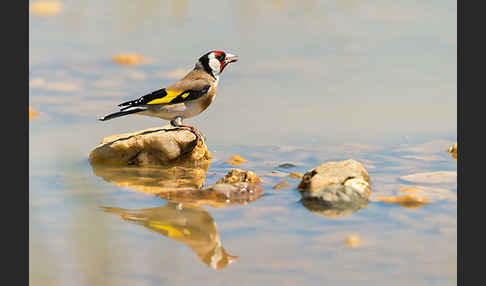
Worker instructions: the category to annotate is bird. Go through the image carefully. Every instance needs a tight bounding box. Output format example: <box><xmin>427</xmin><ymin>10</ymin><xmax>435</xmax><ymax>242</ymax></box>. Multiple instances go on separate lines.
<box><xmin>98</xmin><ymin>50</ymin><xmax>238</xmax><ymax>141</ymax></box>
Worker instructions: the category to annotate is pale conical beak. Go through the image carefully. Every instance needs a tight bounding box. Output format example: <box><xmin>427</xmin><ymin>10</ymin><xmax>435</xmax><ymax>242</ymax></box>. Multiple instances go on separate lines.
<box><xmin>225</xmin><ymin>53</ymin><xmax>238</xmax><ymax>63</ymax></box>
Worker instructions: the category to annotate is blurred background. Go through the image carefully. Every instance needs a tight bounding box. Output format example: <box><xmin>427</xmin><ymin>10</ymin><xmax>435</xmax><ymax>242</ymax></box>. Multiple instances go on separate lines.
<box><xmin>29</xmin><ymin>1</ymin><xmax>457</xmax><ymax>285</ymax></box>
<box><xmin>29</xmin><ymin>0</ymin><xmax>456</xmax><ymax>145</ymax></box>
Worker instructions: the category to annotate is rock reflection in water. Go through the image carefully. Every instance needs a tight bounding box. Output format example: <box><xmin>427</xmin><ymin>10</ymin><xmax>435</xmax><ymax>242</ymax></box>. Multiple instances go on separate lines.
<box><xmin>101</xmin><ymin>203</ymin><xmax>238</xmax><ymax>269</ymax></box>
<box><xmin>300</xmin><ymin>197</ymin><xmax>369</xmax><ymax>218</ymax></box>
<box><xmin>160</xmin><ymin>182</ymin><xmax>263</xmax><ymax>208</ymax></box>
<box><xmin>91</xmin><ymin>162</ymin><xmax>264</xmax><ymax>208</ymax></box>
<box><xmin>90</xmin><ymin>163</ymin><xmax>208</xmax><ymax>195</ymax></box>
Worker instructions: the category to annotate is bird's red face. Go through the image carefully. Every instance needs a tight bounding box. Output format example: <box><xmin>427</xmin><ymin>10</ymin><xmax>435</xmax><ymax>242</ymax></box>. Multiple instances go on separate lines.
<box><xmin>213</xmin><ymin>51</ymin><xmax>238</xmax><ymax>73</ymax></box>
<box><xmin>198</xmin><ymin>50</ymin><xmax>238</xmax><ymax>77</ymax></box>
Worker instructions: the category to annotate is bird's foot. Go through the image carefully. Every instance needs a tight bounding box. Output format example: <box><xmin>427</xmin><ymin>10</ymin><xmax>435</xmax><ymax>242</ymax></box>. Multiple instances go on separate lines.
<box><xmin>174</xmin><ymin>124</ymin><xmax>205</xmax><ymax>144</ymax></box>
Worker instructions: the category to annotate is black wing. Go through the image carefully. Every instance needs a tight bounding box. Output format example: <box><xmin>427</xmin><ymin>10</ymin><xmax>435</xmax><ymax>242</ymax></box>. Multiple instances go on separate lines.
<box><xmin>118</xmin><ymin>85</ymin><xmax>210</xmax><ymax>111</ymax></box>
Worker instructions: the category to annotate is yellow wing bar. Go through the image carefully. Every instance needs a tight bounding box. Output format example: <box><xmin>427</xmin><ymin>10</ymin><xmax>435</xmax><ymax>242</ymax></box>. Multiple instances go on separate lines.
<box><xmin>149</xmin><ymin>221</ymin><xmax>186</xmax><ymax>237</ymax></box>
<box><xmin>146</xmin><ymin>90</ymin><xmax>186</xmax><ymax>105</ymax></box>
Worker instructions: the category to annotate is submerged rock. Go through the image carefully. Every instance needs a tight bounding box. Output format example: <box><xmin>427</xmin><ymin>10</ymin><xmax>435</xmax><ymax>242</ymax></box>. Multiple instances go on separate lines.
<box><xmin>89</xmin><ymin>125</ymin><xmax>210</xmax><ymax>166</ymax></box>
<box><xmin>163</xmin><ymin>169</ymin><xmax>263</xmax><ymax>207</ymax></box>
<box><xmin>298</xmin><ymin>159</ymin><xmax>371</xmax><ymax>217</ymax></box>
<box><xmin>374</xmin><ymin>194</ymin><xmax>429</xmax><ymax>209</ymax></box>
<box><xmin>226</xmin><ymin>155</ymin><xmax>247</xmax><ymax>166</ymax></box>
<box><xmin>215</xmin><ymin>168</ymin><xmax>262</xmax><ymax>184</ymax></box>
<box><xmin>288</xmin><ymin>172</ymin><xmax>303</xmax><ymax>179</ymax></box>
<box><xmin>344</xmin><ymin>235</ymin><xmax>362</xmax><ymax>248</ymax></box>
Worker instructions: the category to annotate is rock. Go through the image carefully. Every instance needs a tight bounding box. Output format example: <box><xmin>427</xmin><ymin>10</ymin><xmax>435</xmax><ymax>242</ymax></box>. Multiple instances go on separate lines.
<box><xmin>278</xmin><ymin>163</ymin><xmax>297</xmax><ymax>169</ymax></box>
<box><xmin>159</xmin><ymin>169</ymin><xmax>263</xmax><ymax>208</ymax></box>
<box><xmin>344</xmin><ymin>235</ymin><xmax>362</xmax><ymax>247</ymax></box>
<box><xmin>215</xmin><ymin>169</ymin><xmax>262</xmax><ymax>184</ymax></box>
<box><xmin>273</xmin><ymin>181</ymin><xmax>291</xmax><ymax>190</ymax></box>
<box><xmin>298</xmin><ymin>159</ymin><xmax>370</xmax><ymax>199</ymax></box>
<box><xmin>448</xmin><ymin>143</ymin><xmax>457</xmax><ymax>153</ymax></box>
<box><xmin>90</xmin><ymin>164</ymin><xmax>209</xmax><ymax>195</ymax></box>
<box><xmin>288</xmin><ymin>172</ymin><xmax>303</xmax><ymax>179</ymax></box>
<box><xmin>89</xmin><ymin>125</ymin><xmax>211</xmax><ymax>166</ymax></box>
<box><xmin>298</xmin><ymin>159</ymin><xmax>371</xmax><ymax>217</ymax></box>
<box><xmin>448</xmin><ymin>143</ymin><xmax>457</xmax><ymax>160</ymax></box>
<box><xmin>226</xmin><ymin>155</ymin><xmax>246</xmax><ymax>166</ymax></box>
<box><xmin>400</xmin><ymin>171</ymin><xmax>456</xmax><ymax>184</ymax></box>
<box><xmin>101</xmin><ymin>203</ymin><xmax>238</xmax><ymax>269</ymax></box>
<box><xmin>374</xmin><ymin>194</ymin><xmax>429</xmax><ymax>209</ymax></box>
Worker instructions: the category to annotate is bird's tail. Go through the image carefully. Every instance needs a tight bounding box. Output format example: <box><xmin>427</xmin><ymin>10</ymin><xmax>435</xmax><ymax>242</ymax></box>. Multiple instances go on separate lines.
<box><xmin>98</xmin><ymin>107</ymin><xmax>146</xmax><ymax>121</ymax></box>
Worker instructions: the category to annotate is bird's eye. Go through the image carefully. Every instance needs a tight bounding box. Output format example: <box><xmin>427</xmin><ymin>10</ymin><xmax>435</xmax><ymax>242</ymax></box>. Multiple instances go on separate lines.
<box><xmin>216</xmin><ymin>54</ymin><xmax>225</xmax><ymax>61</ymax></box>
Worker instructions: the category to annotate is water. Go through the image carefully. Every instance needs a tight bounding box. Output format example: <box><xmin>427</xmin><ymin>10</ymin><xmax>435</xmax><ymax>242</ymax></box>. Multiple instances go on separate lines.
<box><xmin>29</xmin><ymin>0</ymin><xmax>457</xmax><ymax>285</ymax></box>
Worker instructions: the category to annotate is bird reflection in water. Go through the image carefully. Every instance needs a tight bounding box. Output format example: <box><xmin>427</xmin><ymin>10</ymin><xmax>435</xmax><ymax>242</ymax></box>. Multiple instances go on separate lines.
<box><xmin>101</xmin><ymin>203</ymin><xmax>238</xmax><ymax>269</ymax></box>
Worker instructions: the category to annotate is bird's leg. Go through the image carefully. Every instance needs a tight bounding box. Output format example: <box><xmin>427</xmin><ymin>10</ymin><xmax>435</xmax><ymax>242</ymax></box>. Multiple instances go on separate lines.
<box><xmin>170</xmin><ymin>116</ymin><xmax>204</xmax><ymax>143</ymax></box>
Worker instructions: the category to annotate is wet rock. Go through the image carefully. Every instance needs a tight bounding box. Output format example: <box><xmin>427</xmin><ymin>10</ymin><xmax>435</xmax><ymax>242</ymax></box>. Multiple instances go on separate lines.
<box><xmin>215</xmin><ymin>169</ymin><xmax>262</xmax><ymax>184</ymax></box>
<box><xmin>226</xmin><ymin>155</ymin><xmax>246</xmax><ymax>166</ymax></box>
<box><xmin>298</xmin><ymin>159</ymin><xmax>371</xmax><ymax>217</ymax></box>
<box><xmin>90</xmin><ymin>164</ymin><xmax>209</xmax><ymax>195</ymax></box>
<box><xmin>298</xmin><ymin>159</ymin><xmax>370</xmax><ymax>199</ymax></box>
<box><xmin>400</xmin><ymin>171</ymin><xmax>456</xmax><ymax>184</ymax></box>
<box><xmin>273</xmin><ymin>181</ymin><xmax>291</xmax><ymax>190</ymax></box>
<box><xmin>344</xmin><ymin>235</ymin><xmax>362</xmax><ymax>247</ymax></box>
<box><xmin>112</xmin><ymin>53</ymin><xmax>148</xmax><ymax>66</ymax></box>
<box><xmin>89</xmin><ymin>125</ymin><xmax>210</xmax><ymax>166</ymax></box>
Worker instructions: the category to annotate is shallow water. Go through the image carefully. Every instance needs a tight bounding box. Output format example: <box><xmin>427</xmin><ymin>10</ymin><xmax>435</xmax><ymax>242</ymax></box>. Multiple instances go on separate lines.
<box><xmin>30</xmin><ymin>0</ymin><xmax>456</xmax><ymax>285</ymax></box>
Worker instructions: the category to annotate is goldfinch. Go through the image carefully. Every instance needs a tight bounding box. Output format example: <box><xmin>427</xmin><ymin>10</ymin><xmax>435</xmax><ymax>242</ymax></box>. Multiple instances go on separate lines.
<box><xmin>99</xmin><ymin>50</ymin><xmax>238</xmax><ymax>140</ymax></box>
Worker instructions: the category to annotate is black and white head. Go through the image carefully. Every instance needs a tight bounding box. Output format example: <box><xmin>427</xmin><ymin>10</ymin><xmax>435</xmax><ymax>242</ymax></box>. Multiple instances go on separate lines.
<box><xmin>196</xmin><ymin>50</ymin><xmax>238</xmax><ymax>79</ymax></box>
